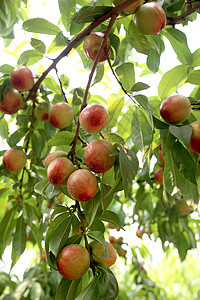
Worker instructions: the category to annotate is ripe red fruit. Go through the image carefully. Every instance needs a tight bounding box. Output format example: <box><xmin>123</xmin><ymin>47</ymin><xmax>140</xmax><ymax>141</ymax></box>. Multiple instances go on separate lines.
<box><xmin>189</xmin><ymin>121</ymin><xmax>200</xmax><ymax>154</ymax></box>
<box><xmin>67</xmin><ymin>169</ymin><xmax>98</xmax><ymax>202</ymax></box>
<box><xmin>173</xmin><ymin>200</ymin><xmax>190</xmax><ymax>217</ymax></box>
<box><xmin>44</xmin><ymin>150</ymin><xmax>68</xmax><ymax>168</ymax></box>
<box><xmin>10</xmin><ymin>66</ymin><xmax>34</xmax><ymax>91</ymax></box>
<box><xmin>154</xmin><ymin>168</ymin><xmax>164</xmax><ymax>185</ymax></box>
<box><xmin>89</xmin><ymin>240</ymin><xmax>117</xmax><ymax>267</ymax></box>
<box><xmin>134</xmin><ymin>2</ymin><xmax>166</xmax><ymax>35</ymax></box>
<box><xmin>160</xmin><ymin>95</ymin><xmax>191</xmax><ymax>124</ymax></box>
<box><xmin>3</xmin><ymin>149</ymin><xmax>27</xmax><ymax>172</ymax></box>
<box><xmin>136</xmin><ymin>228</ymin><xmax>143</xmax><ymax>239</ymax></box>
<box><xmin>109</xmin><ymin>236</ymin><xmax>117</xmax><ymax>244</ymax></box>
<box><xmin>47</xmin><ymin>157</ymin><xmax>75</xmax><ymax>187</ymax></box>
<box><xmin>57</xmin><ymin>244</ymin><xmax>90</xmax><ymax>280</ymax></box>
<box><xmin>118</xmin><ymin>248</ymin><xmax>127</xmax><ymax>257</ymax></box>
<box><xmin>113</xmin><ymin>0</ymin><xmax>141</xmax><ymax>15</ymax></box>
<box><xmin>84</xmin><ymin>139</ymin><xmax>115</xmax><ymax>173</ymax></box>
<box><xmin>79</xmin><ymin>104</ymin><xmax>109</xmax><ymax>133</ymax></box>
<box><xmin>49</xmin><ymin>102</ymin><xmax>74</xmax><ymax>129</ymax></box>
<box><xmin>83</xmin><ymin>32</ymin><xmax>110</xmax><ymax>62</ymax></box>
<box><xmin>34</xmin><ymin>102</ymin><xmax>50</xmax><ymax>122</ymax></box>
<box><xmin>0</xmin><ymin>90</ymin><xmax>23</xmax><ymax>115</ymax></box>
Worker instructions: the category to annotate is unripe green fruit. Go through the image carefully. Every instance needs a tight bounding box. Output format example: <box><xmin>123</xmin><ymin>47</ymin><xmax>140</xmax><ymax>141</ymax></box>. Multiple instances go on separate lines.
<box><xmin>189</xmin><ymin>121</ymin><xmax>200</xmax><ymax>154</ymax></box>
<box><xmin>57</xmin><ymin>244</ymin><xmax>90</xmax><ymax>280</ymax></box>
<box><xmin>134</xmin><ymin>2</ymin><xmax>166</xmax><ymax>35</ymax></box>
<box><xmin>89</xmin><ymin>240</ymin><xmax>117</xmax><ymax>267</ymax></box>
<box><xmin>160</xmin><ymin>95</ymin><xmax>191</xmax><ymax>124</ymax></box>
<box><xmin>3</xmin><ymin>149</ymin><xmax>27</xmax><ymax>172</ymax></box>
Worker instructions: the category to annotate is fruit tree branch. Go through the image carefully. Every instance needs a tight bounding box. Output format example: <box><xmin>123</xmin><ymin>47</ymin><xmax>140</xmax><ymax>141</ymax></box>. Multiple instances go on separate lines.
<box><xmin>27</xmin><ymin>0</ymin><xmax>139</xmax><ymax>100</ymax></box>
<box><xmin>167</xmin><ymin>1</ymin><xmax>200</xmax><ymax>25</ymax></box>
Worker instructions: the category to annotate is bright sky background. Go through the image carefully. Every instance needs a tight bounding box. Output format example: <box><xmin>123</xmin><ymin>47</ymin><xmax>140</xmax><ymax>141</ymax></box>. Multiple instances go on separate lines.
<box><xmin>0</xmin><ymin>0</ymin><xmax>200</xmax><ymax>280</ymax></box>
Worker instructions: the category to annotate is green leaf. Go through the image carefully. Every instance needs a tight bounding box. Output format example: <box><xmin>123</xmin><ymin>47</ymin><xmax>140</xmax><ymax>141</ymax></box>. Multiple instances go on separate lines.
<box><xmin>55</xmin><ymin>278</ymin><xmax>73</xmax><ymax>300</ymax></box>
<box><xmin>115</xmin><ymin>62</ymin><xmax>135</xmax><ymax>93</ymax></box>
<box><xmin>100</xmin><ymin>210</ymin><xmax>123</xmax><ymax>229</ymax></box>
<box><xmin>0</xmin><ymin>206</ymin><xmax>18</xmax><ymax>253</ymax></box>
<box><xmin>30</xmin><ymin>282</ymin><xmax>43</xmax><ymax>300</ymax></box>
<box><xmin>163</xmin><ymin>28</ymin><xmax>192</xmax><ymax>65</ymax></box>
<box><xmin>172</xmin><ymin>141</ymin><xmax>197</xmax><ymax>184</ymax></box>
<box><xmin>72</xmin><ymin>6</ymin><xmax>112</xmax><ymax>24</ymax></box>
<box><xmin>119</xmin><ymin>146</ymin><xmax>139</xmax><ymax>197</ymax></box>
<box><xmin>58</xmin><ymin>0</ymin><xmax>76</xmax><ymax>31</ymax></box>
<box><xmin>107</xmin><ymin>97</ymin><xmax>124</xmax><ymax>130</ymax></box>
<box><xmin>131</xmin><ymin>108</ymin><xmax>153</xmax><ymax>152</ymax></box>
<box><xmin>43</xmin><ymin>76</ymin><xmax>61</xmax><ymax>93</ymax></box>
<box><xmin>87</xmin><ymin>231</ymin><xmax>105</xmax><ymax>246</ymax></box>
<box><xmin>158</xmin><ymin>64</ymin><xmax>189</xmax><ymax>100</ymax></box>
<box><xmin>0</xmin><ymin>64</ymin><xmax>14</xmax><ymax>75</ymax></box>
<box><xmin>187</xmin><ymin>69</ymin><xmax>200</xmax><ymax>85</ymax></box>
<box><xmin>47</xmin><ymin>32</ymin><xmax>68</xmax><ymax>53</ymax></box>
<box><xmin>34</xmin><ymin>178</ymin><xmax>49</xmax><ymax>197</ymax></box>
<box><xmin>100</xmin><ymin>269</ymin><xmax>119</xmax><ymax>300</ymax></box>
<box><xmin>13</xmin><ymin>215</ymin><xmax>27</xmax><ymax>256</ymax></box>
<box><xmin>169</xmin><ymin>124</ymin><xmax>192</xmax><ymax>148</ymax></box>
<box><xmin>75</xmin><ymin>272</ymin><xmax>109</xmax><ymax>300</ymax></box>
<box><xmin>93</xmin><ymin>64</ymin><xmax>104</xmax><ymax>85</ymax></box>
<box><xmin>46</xmin><ymin>212</ymin><xmax>71</xmax><ymax>258</ymax></box>
<box><xmin>176</xmin><ymin>232</ymin><xmax>190</xmax><ymax>261</ymax></box>
<box><xmin>0</xmin><ymin>117</ymin><xmax>8</xmax><ymax>139</ymax></box>
<box><xmin>131</xmin><ymin>82</ymin><xmax>150</xmax><ymax>92</ymax></box>
<box><xmin>103</xmin><ymin>132</ymin><xmax>125</xmax><ymax>145</ymax></box>
<box><xmin>47</xmin><ymin>131</ymin><xmax>74</xmax><ymax>146</ymax></box>
<box><xmin>31</xmin><ymin>38</ymin><xmax>46</xmax><ymax>54</ymax></box>
<box><xmin>127</xmin><ymin>20</ymin><xmax>151</xmax><ymax>55</ymax></box>
<box><xmin>147</xmin><ymin>48</ymin><xmax>160</xmax><ymax>73</ymax></box>
<box><xmin>133</xmin><ymin>94</ymin><xmax>153</xmax><ymax>129</ymax></box>
<box><xmin>84</xmin><ymin>193</ymin><xmax>102</xmax><ymax>227</ymax></box>
<box><xmin>18</xmin><ymin>50</ymin><xmax>43</xmax><ymax>66</ymax></box>
<box><xmin>22</xmin><ymin>18</ymin><xmax>61</xmax><ymax>35</ymax></box>
<box><xmin>192</xmin><ymin>48</ymin><xmax>200</xmax><ymax>67</ymax></box>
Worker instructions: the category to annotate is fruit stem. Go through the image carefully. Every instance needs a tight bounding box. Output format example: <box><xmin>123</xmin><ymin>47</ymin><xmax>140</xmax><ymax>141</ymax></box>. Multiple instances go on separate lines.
<box><xmin>76</xmin><ymin>201</ymin><xmax>96</xmax><ymax>276</ymax></box>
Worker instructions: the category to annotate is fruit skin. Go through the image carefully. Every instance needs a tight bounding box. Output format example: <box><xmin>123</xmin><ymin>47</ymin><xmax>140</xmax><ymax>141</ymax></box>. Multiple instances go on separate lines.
<box><xmin>83</xmin><ymin>32</ymin><xmax>110</xmax><ymax>62</ymax></box>
<box><xmin>173</xmin><ymin>200</ymin><xmax>190</xmax><ymax>217</ymax></box>
<box><xmin>189</xmin><ymin>121</ymin><xmax>200</xmax><ymax>154</ymax></box>
<box><xmin>44</xmin><ymin>151</ymin><xmax>68</xmax><ymax>168</ymax></box>
<box><xmin>57</xmin><ymin>244</ymin><xmax>90</xmax><ymax>280</ymax></box>
<box><xmin>113</xmin><ymin>0</ymin><xmax>141</xmax><ymax>15</ymax></box>
<box><xmin>3</xmin><ymin>149</ymin><xmax>27</xmax><ymax>172</ymax></box>
<box><xmin>160</xmin><ymin>95</ymin><xmax>191</xmax><ymax>124</ymax></box>
<box><xmin>10</xmin><ymin>66</ymin><xmax>34</xmax><ymax>91</ymax></box>
<box><xmin>85</xmin><ymin>139</ymin><xmax>115</xmax><ymax>173</ymax></box>
<box><xmin>47</xmin><ymin>157</ymin><xmax>75</xmax><ymax>187</ymax></box>
<box><xmin>67</xmin><ymin>169</ymin><xmax>98</xmax><ymax>202</ymax></box>
<box><xmin>0</xmin><ymin>90</ymin><xmax>23</xmax><ymax>115</ymax></box>
<box><xmin>89</xmin><ymin>240</ymin><xmax>117</xmax><ymax>267</ymax></box>
<box><xmin>136</xmin><ymin>228</ymin><xmax>143</xmax><ymax>239</ymax></box>
<box><xmin>134</xmin><ymin>2</ymin><xmax>166</xmax><ymax>35</ymax></box>
<box><xmin>154</xmin><ymin>168</ymin><xmax>164</xmax><ymax>185</ymax></box>
<box><xmin>34</xmin><ymin>102</ymin><xmax>50</xmax><ymax>122</ymax></box>
<box><xmin>49</xmin><ymin>102</ymin><xmax>74</xmax><ymax>129</ymax></box>
<box><xmin>79</xmin><ymin>104</ymin><xmax>109</xmax><ymax>134</ymax></box>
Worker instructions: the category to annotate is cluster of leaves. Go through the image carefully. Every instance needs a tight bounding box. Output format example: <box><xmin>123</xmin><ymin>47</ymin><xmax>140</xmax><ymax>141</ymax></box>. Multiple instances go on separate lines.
<box><xmin>0</xmin><ymin>0</ymin><xmax>200</xmax><ymax>299</ymax></box>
